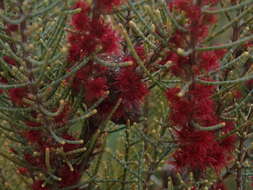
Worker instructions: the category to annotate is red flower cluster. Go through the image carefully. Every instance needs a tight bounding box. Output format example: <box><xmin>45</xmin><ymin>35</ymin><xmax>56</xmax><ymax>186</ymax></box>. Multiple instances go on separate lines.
<box><xmin>67</xmin><ymin>1</ymin><xmax>148</xmax><ymax>123</ymax></box>
<box><xmin>3</xmin><ymin>56</ymin><xmax>16</xmax><ymax>66</ymax></box>
<box><xmin>97</xmin><ymin>0</ymin><xmax>123</xmax><ymax>12</ymax></box>
<box><xmin>165</xmin><ymin>0</ymin><xmax>236</xmax><ymax>173</ymax></box>
<box><xmin>8</xmin><ymin>105</ymin><xmax>83</xmax><ymax>190</ymax></box>
<box><xmin>166</xmin><ymin>85</ymin><xmax>236</xmax><ymax>171</ymax></box>
<box><xmin>169</xmin><ymin>0</ymin><xmax>218</xmax><ymax>42</ymax></box>
<box><xmin>8</xmin><ymin>87</ymin><xmax>28</xmax><ymax>106</ymax></box>
<box><xmin>0</xmin><ymin>56</ymin><xmax>31</xmax><ymax>106</ymax></box>
<box><xmin>114</xmin><ymin>66</ymin><xmax>148</xmax><ymax>110</ymax></box>
<box><xmin>68</xmin><ymin>1</ymin><xmax>120</xmax><ymax>63</ymax></box>
<box><xmin>5</xmin><ymin>24</ymin><xmax>19</xmax><ymax>33</ymax></box>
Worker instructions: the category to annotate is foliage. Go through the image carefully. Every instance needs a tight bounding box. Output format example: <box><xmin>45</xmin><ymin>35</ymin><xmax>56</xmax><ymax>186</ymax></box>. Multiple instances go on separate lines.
<box><xmin>0</xmin><ymin>0</ymin><xmax>252</xmax><ymax>190</ymax></box>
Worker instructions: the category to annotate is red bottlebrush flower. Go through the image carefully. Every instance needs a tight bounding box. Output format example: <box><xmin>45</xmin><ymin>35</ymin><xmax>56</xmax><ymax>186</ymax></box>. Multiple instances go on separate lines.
<box><xmin>70</xmin><ymin>62</ymin><xmax>108</xmax><ymax>93</ymax></box>
<box><xmin>166</xmin><ymin>88</ymin><xmax>192</xmax><ymax>126</ymax></box>
<box><xmin>177</xmin><ymin>128</ymin><xmax>215</xmax><ymax>147</ymax></box>
<box><xmin>85</xmin><ymin>77</ymin><xmax>108</xmax><ymax>102</ymax></box>
<box><xmin>114</xmin><ymin>66</ymin><xmax>148</xmax><ymax>109</ymax></box>
<box><xmin>190</xmin><ymin>24</ymin><xmax>209</xmax><ymax>41</ymax></box>
<box><xmin>159</xmin><ymin>51</ymin><xmax>179</xmax><ymax>65</ymax></box>
<box><xmin>214</xmin><ymin>49</ymin><xmax>227</xmax><ymax>59</ymax></box>
<box><xmin>173</xmin><ymin>128</ymin><xmax>228</xmax><ymax>171</ymax></box>
<box><xmin>189</xmin><ymin>83</ymin><xmax>215</xmax><ymax>99</ymax></box>
<box><xmin>32</xmin><ymin>180</ymin><xmax>49</xmax><ymax>190</ymax></box>
<box><xmin>3</xmin><ymin>56</ymin><xmax>16</xmax><ymax>66</ymax></box>
<box><xmin>166</xmin><ymin>87</ymin><xmax>181</xmax><ymax>101</ymax></box>
<box><xmin>170</xmin><ymin>56</ymin><xmax>190</xmax><ymax>77</ymax></box>
<box><xmin>25</xmin><ymin>120</ymin><xmax>41</xmax><ymax>127</ymax></box>
<box><xmin>6</xmin><ymin>24</ymin><xmax>19</xmax><ymax>32</ymax></box>
<box><xmin>71</xmin><ymin>1</ymin><xmax>90</xmax><ymax>31</ymax></box>
<box><xmin>68</xmin><ymin>6</ymin><xmax>120</xmax><ymax>63</ymax></box>
<box><xmin>57</xmin><ymin>164</ymin><xmax>81</xmax><ymax>187</ymax></box>
<box><xmin>23</xmin><ymin>130</ymin><xmax>42</xmax><ymax>144</ymax></box>
<box><xmin>8</xmin><ymin>87</ymin><xmax>27</xmax><ymax>106</ymax></box>
<box><xmin>219</xmin><ymin>121</ymin><xmax>237</xmax><ymax>152</ymax></box>
<box><xmin>203</xmin><ymin>13</ymin><xmax>217</xmax><ymax>24</ymax></box>
<box><xmin>97</xmin><ymin>0</ymin><xmax>122</xmax><ymax>12</ymax></box>
<box><xmin>169</xmin><ymin>31</ymin><xmax>186</xmax><ymax>47</ymax></box>
<box><xmin>100</xmin><ymin>27</ymin><xmax>121</xmax><ymax>54</ymax></box>
<box><xmin>199</xmin><ymin>51</ymin><xmax>220</xmax><ymax>72</ymax></box>
<box><xmin>17</xmin><ymin>167</ymin><xmax>29</xmax><ymax>175</ymax></box>
<box><xmin>135</xmin><ymin>45</ymin><xmax>146</xmax><ymax>61</ymax></box>
<box><xmin>189</xmin><ymin>84</ymin><xmax>218</xmax><ymax>125</ymax></box>
<box><xmin>67</xmin><ymin>42</ymin><xmax>83</xmax><ymax>63</ymax></box>
<box><xmin>24</xmin><ymin>153</ymin><xmax>45</xmax><ymax>168</ymax></box>
<box><xmin>9</xmin><ymin>148</ymin><xmax>17</xmax><ymax>154</ymax></box>
<box><xmin>168</xmin><ymin>0</ymin><xmax>190</xmax><ymax>11</ymax></box>
<box><xmin>71</xmin><ymin>66</ymin><xmax>90</xmax><ymax>92</ymax></box>
<box><xmin>246</xmin><ymin>79</ymin><xmax>253</xmax><ymax>89</ymax></box>
<box><xmin>206</xmin><ymin>144</ymin><xmax>228</xmax><ymax>172</ymax></box>
<box><xmin>90</xmin><ymin>18</ymin><xmax>120</xmax><ymax>54</ymax></box>
<box><xmin>186</xmin><ymin>5</ymin><xmax>201</xmax><ymax>22</ymax></box>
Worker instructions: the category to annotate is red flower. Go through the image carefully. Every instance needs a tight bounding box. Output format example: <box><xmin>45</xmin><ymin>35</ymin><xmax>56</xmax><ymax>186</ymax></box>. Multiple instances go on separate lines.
<box><xmin>90</xmin><ymin>18</ymin><xmax>120</xmax><ymax>54</ymax></box>
<box><xmin>189</xmin><ymin>84</ymin><xmax>218</xmax><ymax>125</ymax></box>
<box><xmin>3</xmin><ymin>56</ymin><xmax>16</xmax><ymax>66</ymax></box>
<box><xmin>6</xmin><ymin>24</ymin><xmax>19</xmax><ymax>32</ymax></box>
<box><xmin>135</xmin><ymin>45</ymin><xmax>146</xmax><ymax>61</ymax></box>
<box><xmin>169</xmin><ymin>31</ymin><xmax>187</xmax><ymax>47</ymax></box>
<box><xmin>166</xmin><ymin>88</ymin><xmax>192</xmax><ymax>126</ymax></box>
<box><xmin>206</xmin><ymin>144</ymin><xmax>228</xmax><ymax>172</ymax></box>
<box><xmin>17</xmin><ymin>167</ymin><xmax>29</xmax><ymax>175</ymax></box>
<box><xmin>100</xmin><ymin>26</ymin><xmax>121</xmax><ymax>54</ymax></box>
<box><xmin>246</xmin><ymin>79</ymin><xmax>253</xmax><ymax>89</ymax></box>
<box><xmin>24</xmin><ymin>153</ymin><xmax>45</xmax><ymax>169</ymax></box>
<box><xmin>70</xmin><ymin>62</ymin><xmax>108</xmax><ymax>93</ymax></box>
<box><xmin>71</xmin><ymin>1</ymin><xmax>90</xmax><ymax>31</ymax></box>
<box><xmin>159</xmin><ymin>51</ymin><xmax>179</xmax><ymax>65</ymax></box>
<box><xmin>166</xmin><ymin>0</ymin><xmax>236</xmax><ymax>176</ymax></box>
<box><xmin>25</xmin><ymin>121</ymin><xmax>41</xmax><ymax>127</ymax></box>
<box><xmin>68</xmin><ymin>3</ymin><xmax>120</xmax><ymax>63</ymax></box>
<box><xmin>23</xmin><ymin>130</ymin><xmax>42</xmax><ymax>144</ymax></box>
<box><xmin>170</xmin><ymin>56</ymin><xmax>190</xmax><ymax>77</ymax></box>
<box><xmin>114</xmin><ymin>66</ymin><xmax>148</xmax><ymax>109</ymax></box>
<box><xmin>199</xmin><ymin>51</ymin><xmax>220</xmax><ymax>72</ymax></box>
<box><xmin>219</xmin><ymin>121</ymin><xmax>237</xmax><ymax>152</ymax></box>
<box><xmin>85</xmin><ymin>77</ymin><xmax>108</xmax><ymax>102</ymax></box>
<box><xmin>173</xmin><ymin>128</ymin><xmax>229</xmax><ymax>171</ymax></box>
<box><xmin>8</xmin><ymin>87</ymin><xmax>28</xmax><ymax>106</ymax></box>
<box><xmin>57</xmin><ymin>164</ymin><xmax>81</xmax><ymax>187</ymax></box>
<box><xmin>97</xmin><ymin>0</ymin><xmax>123</xmax><ymax>12</ymax></box>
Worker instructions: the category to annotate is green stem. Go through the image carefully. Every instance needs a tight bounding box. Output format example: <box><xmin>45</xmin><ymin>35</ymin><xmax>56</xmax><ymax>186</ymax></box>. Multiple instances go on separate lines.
<box><xmin>196</xmin><ymin>74</ymin><xmax>253</xmax><ymax>85</ymax></box>
<box><xmin>202</xmin><ymin>0</ymin><xmax>253</xmax><ymax>14</ymax></box>
<box><xmin>205</xmin><ymin>6</ymin><xmax>253</xmax><ymax>42</ymax></box>
<box><xmin>119</xmin><ymin>24</ymin><xmax>165</xmax><ymax>90</ymax></box>
<box><xmin>197</xmin><ymin>34</ymin><xmax>253</xmax><ymax>51</ymax></box>
<box><xmin>193</xmin><ymin>122</ymin><xmax>226</xmax><ymax>131</ymax></box>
